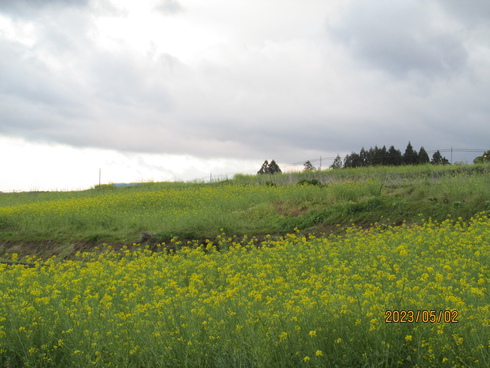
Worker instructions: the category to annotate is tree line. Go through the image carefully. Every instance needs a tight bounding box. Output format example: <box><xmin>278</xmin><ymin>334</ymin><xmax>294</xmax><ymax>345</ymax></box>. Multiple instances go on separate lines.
<box><xmin>331</xmin><ymin>142</ymin><xmax>449</xmax><ymax>169</ymax></box>
<box><xmin>258</xmin><ymin>144</ymin><xmax>488</xmax><ymax>174</ymax></box>
<box><xmin>257</xmin><ymin>160</ymin><xmax>282</xmax><ymax>174</ymax></box>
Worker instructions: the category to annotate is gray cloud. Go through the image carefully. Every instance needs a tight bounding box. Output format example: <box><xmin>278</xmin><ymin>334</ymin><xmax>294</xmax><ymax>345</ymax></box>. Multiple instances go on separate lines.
<box><xmin>329</xmin><ymin>0</ymin><xmax>468</xmax><ymax>78</ymax></box>
<box><xmin>0</xmin><ymin>0</ymin><xmax>488</xmax><ymax>167</ymax></box>
<box><xmin>86</xmin><ymin>50</ymin><xmax>176</xmax><ymax>109</ymax></box>
<box><xmin>438</xmin><ymin>0</ymin><xmax>490</xmax><ymax>25</ymax></box>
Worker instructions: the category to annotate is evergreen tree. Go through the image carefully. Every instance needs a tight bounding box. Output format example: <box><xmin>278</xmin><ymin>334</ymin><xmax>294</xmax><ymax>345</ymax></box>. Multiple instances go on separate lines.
<box><xmin>304</xmin><ymin>161</ymin><xmax>315</xmax><ymax>171</ymax></box>
<box><xmin>330</xmin><ymin>154</ymin><xmax>343</xmax><ymax>169</ymax></box>
<box><xmin>351</xmin><ymin>152</ymin><xmax>363</xmax><ymax>168</ymax></box>
<box><xmin>343</xmin><ymin>153</ymin><xmax>352</xmax><ymax>168</ymax></box>
<box><xmin>431</xmin><ymin>151</ymin><xmax>442</xmax><ymax>165</ymax></box>
<box><xmin>343</xmin><ymin>152</ymin><xmax>361</xmax><ymax>168</ymax></box>
<box><xmin>403</xmin><ymin>141</ymin><xmax>418</xmax><ymax>165</ymax></box>
<box><xmin>370</xmin><ymin>146</ymin><xmax>384</xmax><ymax>166</ymax></box>
<box><xmin>380</xmin><ymin>146</ymin><xmax>388</xmax><ymax>165</ymax></box>
<box><xmin>257</xmin><ymin>160</ymin><xmax>269</xmax><ymax>174</ymax></box>
<box><xmin>418</xmin><ymin>147</ymin><xmax>430</xmax><ymax>164</ymax></box>
<box><xmin>431</xmin><ymin>150</ymin><xmax>450</xmax><ymax>165</ymax></box>
<box><xmin>387</xmin><ymin>146</ymin><xmax>402</xmax><ymax>166</ymax></box>
<box><xmin>359</xmin><ymin>147</ymin><xmax>368</xmax><ymax>167</ymax></box>
<box><xmin>268</xmin><ymin>160</ymin><xmax>282</xmax><ymax>174</ymax></box>
<box><xmin>367</xmin><ymin>146</ymin><xmax>388</xmax><ymax>166</ymax></box>
<box><xmin>367</xmin><ymin>147</ymin><xmax>375</xmax><ymax>166</ymax></box>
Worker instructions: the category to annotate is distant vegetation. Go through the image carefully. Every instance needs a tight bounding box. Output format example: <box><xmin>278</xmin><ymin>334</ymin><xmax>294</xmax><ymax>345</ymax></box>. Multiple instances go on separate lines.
<box><xmin>257</xmin><ymin>159</ymin><xmax>282</xmax><ymax>174</ymax></box>
<box><xmin>334</xmin><ymin>142</ymin><xmax>450</xmax><ymax>169</ymax></box>
<box><xmin>473</xmin><ymin>149</ymin><xmax>490</xmax><ymax>164</ymax></box>
<box><xmin>1</xmin><ymin>162</ymin><xmax>489</xmax><ymax>260</ymax></box>
<box><xmin>1</xmin><ymin>162</ymin><xmax>489</xmax><ymax>367</ymax></box>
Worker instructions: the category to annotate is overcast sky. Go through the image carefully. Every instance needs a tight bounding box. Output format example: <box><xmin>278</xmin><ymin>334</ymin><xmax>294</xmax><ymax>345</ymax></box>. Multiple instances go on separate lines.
<box><xmin>1</xmin><ymin>0</ymin><xmax>489</xmax><ymax>191</ymax></box>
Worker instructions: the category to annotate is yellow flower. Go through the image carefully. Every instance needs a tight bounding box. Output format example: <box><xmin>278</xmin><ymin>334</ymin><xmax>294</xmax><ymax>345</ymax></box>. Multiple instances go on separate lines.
<box><xmin>279</xmin><ymin>332</ymin><xmax>289</xmax><ymax>342</ymax></box>
<box><xmin>303</xmin><ymin>356</ymin><xmax>310</xmax><ymax>362</ymax></box>
<box><xmin>405</xmin><ymin>335</ymin><xmax>413</xmax><ymax>342</ymax></box>
<box><xmin>315</xmin><ymin>350</ymin><xmax>323</xmax><ymax>356</ymax></box>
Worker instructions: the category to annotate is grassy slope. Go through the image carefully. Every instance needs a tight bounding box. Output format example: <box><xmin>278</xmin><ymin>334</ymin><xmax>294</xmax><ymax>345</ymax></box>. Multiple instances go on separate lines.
<box><xmin>1</xmin><ymin>163</ymin><xmax>489</xmax><ymax>260</ymax></box>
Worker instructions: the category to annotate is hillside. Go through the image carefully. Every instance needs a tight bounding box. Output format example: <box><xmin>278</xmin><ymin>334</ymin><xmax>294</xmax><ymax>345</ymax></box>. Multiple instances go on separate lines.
<box><xmin>1</xmin><ymin>163</ymin><xmax>489</xmax><ymax>260</ymax></box>
<box><xmin>1</xmin><ymin>163</ymin><xmax>490</xmax><ymax>367</ymax></box>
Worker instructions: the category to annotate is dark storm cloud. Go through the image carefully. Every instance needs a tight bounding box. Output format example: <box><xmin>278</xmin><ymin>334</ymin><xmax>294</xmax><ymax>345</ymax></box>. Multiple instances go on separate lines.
<box><xmin>329</xmin><ymin>0</ymin><xmax>468</xmax><ymax>78</ymax></box>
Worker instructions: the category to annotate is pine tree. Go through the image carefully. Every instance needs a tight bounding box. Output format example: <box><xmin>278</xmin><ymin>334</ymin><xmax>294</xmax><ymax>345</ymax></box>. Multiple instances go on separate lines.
<box><xmin>431</xmin><ymin>151</ymin><xmax>442</xmax><ymax>164</ymax></box>
<box><xmin>257</xmin><ymin>160</ymin><xmax>269</xmax><ymax>174</ymax></box>
<box><xmin>343</xmin><ymin>153</ymin><xmax>352</xmax><ymax>168</ymax></box>
<box><xmin>304</xmin><ymin>161</ymin><xmax>315</xmax><ymax>171</ymax></box>
<box><xmin>343</xmin><ymin>153</ymin><xmax>361</xmax><ymax>168</ymax></box>
<box><xmin>431</xmin><ymin>150</ymin><xmax>449</xmax><ymax>165</ymax></box>
<box><xmin>403</xmin><ymin>142</ymin><xmax>418</xmax><ymax>165</ymax></box>
<box><xmin>268</xmin><ymin>160</ymin><xmax>282</xmax><ymax>174</ymax></box>
<box><xmin>380</xmin><ymin>146</ymin><xmax>388</xmax><ymax>165</ymax></box>
<box><xmin>387</xmin><ymin>146</ymin><xmax>402</xmax><ymax>166</ymax></box>
<box><xmin>359</xmin><ymin>147</ymin><xmax>368</xmax><ymax>167</ymax></box>
<box><xmin>331</xmin><ymin>154</ymin><xmax>343</xmax><ymax>169</ymax></box>
<box><xmin>418</xmin><ymin>147</ymin><xmax>430</xmax><ymax>164</ymax></box>
<box><xmin>347</xmin><ymin>152</ymin><xmax>362</xmax><ymax>168</ymax></box>
<box><xmin>370</xmin><ymin>146</ymin><xmax>383</xmax><ymax>166</ymax></box>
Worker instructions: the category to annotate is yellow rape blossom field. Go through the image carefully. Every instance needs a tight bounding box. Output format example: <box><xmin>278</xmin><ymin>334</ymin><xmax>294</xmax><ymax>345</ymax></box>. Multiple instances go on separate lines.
<box><xmin>1</xmin><ymin>213</ymin><xmax>489</xmax><ymax>367</ymax></box>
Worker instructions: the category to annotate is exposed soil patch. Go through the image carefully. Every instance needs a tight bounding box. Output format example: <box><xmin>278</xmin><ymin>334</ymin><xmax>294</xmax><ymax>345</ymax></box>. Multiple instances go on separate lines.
<box><xmin>272</xmin><ymin>200</ymin><xmax>310</xmax><ymax>217</ymax></box>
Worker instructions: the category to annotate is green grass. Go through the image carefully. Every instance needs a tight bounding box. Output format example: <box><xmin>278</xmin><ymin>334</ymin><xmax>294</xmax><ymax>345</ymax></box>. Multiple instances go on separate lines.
<box><xmin>1</xmin><ymin>163</ymin><xmax>490</xmax><ymax>367</ymax></box>
<box><xmin>1</xmin><ymin>163</ymin><xmax>489</xmax><ymax>260</ymax></box>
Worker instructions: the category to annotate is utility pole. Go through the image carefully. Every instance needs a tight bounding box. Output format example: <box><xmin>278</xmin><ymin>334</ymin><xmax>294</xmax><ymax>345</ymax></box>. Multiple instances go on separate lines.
<box><xmin>451</xmin><ymin>146</ymin><xmax>453</xmax><ymax>164</ymax></box>
<box><xmin>319</xmin><ymin>156</ymin><xmax>322</xmax><ymax>171</ymax></box>
<box><xmin>99</xmin><ymin>168</ymin><xmax>101</xmax><ymax>186</ymax></box>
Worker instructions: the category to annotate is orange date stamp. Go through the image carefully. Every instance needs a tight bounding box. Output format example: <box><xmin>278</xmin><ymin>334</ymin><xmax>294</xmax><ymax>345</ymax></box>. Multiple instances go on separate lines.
<box><xmin>385</xmin><ymin>310</ymin><xmax>459</xmax><ymax>323</ymax></box>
